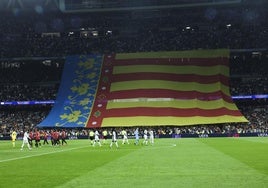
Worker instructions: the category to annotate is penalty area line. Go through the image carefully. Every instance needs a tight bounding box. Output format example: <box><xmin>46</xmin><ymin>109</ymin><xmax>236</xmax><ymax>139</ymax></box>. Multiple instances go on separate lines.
<box><xmin>0</xmin><ymin>145</ymin><xmax>90</xmax><ymax>163</ymax></box>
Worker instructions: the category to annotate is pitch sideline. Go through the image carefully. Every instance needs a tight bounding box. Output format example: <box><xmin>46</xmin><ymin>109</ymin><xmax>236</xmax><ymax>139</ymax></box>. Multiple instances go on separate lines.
<box><xmin>0</xmin><ymin>145</ymin><xmax>90</xmax><ymax>163</ymax></box>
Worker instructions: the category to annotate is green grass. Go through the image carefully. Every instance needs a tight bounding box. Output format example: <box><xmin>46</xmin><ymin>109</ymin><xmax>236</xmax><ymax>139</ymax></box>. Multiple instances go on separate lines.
<box><xmin>1</xmin><ymin>137</ymin><xmax>268</xmax><ymax>188</ymax></box>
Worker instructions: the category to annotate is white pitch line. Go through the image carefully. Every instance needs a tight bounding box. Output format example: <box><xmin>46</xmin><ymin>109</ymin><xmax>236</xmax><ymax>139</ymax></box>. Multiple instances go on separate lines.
<box><xmin>0</xmin><ymin>145</ymin><xmax>90</xmax><ymax>163</ymax></box>
<box><xmin>0</xmin><ymin>143</ymin><xmax>177</xmax><ymax>163</ymax></box>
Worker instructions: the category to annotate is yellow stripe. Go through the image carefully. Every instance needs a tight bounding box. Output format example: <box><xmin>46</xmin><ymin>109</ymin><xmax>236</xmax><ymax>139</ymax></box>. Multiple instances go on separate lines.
<box><xmin>106</xmin><ymin>98</ymin><xmax>237</xmax><ymax>110</ymax></box>
<box><xmin>110</xmin><ymin>80</ymin><xmax>230</xmax><ymax>96</ymax></box>
<box><xmin>115</xmin><ymin>49</ymin><xmax>229</xmax><ymax>59</ymax></box>
<box><xmin>101</xmin><ymin>116</ymin><xmax>248</xmax><ymax>127</ymax></box>
<box><xmin>113</xmin><ymin>65</ymin><xmax>229</xmax><ymax>76</ymax></box>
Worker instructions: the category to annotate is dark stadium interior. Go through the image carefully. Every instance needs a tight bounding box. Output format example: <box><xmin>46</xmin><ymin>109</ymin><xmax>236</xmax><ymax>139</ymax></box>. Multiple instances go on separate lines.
<box><xmin>0</xmin><ymin>0</ymin><xmax>267</xmax><ymax>137</ymax></box>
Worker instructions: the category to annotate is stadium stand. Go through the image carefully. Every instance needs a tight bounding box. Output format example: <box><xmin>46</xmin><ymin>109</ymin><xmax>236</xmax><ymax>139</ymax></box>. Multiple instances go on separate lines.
<box><xmin>0</xmin><ymin>0</ymin><xmax>267</xmax><ymax>138</ymax></box>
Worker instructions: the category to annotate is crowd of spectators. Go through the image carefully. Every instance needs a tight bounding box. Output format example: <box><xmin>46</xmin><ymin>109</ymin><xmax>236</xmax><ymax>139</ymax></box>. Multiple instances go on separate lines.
<box><xmin>0</xmin><ymin>60</ymin><xmax>63</xmax><ymax>101</ymax></box>
<box><xmin>0</xmin><ymin>84</ymin><xmax>58</xmax><ymax>101</ymax></box>
<box><xmin>229</xmin><ymin>53</ymin><xmax>268</xmax><ymax>96</ymax></box>
<box><xmin>0</xmin><ymin>3</ymin><xmax>267</xmax><ymax>58</ymax></box>
<box><xmin>0</xmin><ymin>106</ymin><xmax>51</xmax><ymax>137</ymax></box>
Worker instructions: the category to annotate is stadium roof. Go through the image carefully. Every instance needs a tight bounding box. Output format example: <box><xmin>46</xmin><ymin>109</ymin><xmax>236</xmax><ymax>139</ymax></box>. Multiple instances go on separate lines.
<box><xmin>0</xmin><ymin>0</ymin><xmax>266</xmax><ymax>13</ymax></box>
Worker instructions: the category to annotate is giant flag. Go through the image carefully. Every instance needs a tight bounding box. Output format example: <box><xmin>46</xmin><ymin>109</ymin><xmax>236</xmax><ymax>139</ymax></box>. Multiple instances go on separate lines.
<box><xmin>38</xmin><ymin>49</ymin><xmax>248</xmax><ymax>128</ymax></box>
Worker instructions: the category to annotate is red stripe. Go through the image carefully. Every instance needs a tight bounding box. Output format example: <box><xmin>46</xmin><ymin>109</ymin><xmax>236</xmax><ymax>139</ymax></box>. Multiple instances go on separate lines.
<box><xmin>108</xmin><ymin>89</ymin><xmax>233</xmax><ymax>102</ymax></box>
<box><xmin>112</xmin><ymin>73</ymin><xmax>229</xmax><ymax>86</ymax></box>
<box><xmin>103</xmin><ymin>107</ymin><xmax>243</xmax><ymax>117</ymax></box>
<box><xmin>114</xmin><ymin>57</ymin><xmax>229</xmax><ymax>66</ymax></box>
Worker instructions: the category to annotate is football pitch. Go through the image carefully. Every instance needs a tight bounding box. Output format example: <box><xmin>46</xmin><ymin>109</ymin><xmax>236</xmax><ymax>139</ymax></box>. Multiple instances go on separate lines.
<box><xmin>1</xmin><ymin>137</ymin><xmax>268</xmax><ymax>188</ymax></box>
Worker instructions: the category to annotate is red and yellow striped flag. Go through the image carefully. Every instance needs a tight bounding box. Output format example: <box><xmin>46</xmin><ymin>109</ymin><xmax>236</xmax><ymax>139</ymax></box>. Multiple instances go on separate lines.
<box><xmin>86</xmin><ymin>49</ymin><xmax>248</xmax><ymax>127</ymax></box>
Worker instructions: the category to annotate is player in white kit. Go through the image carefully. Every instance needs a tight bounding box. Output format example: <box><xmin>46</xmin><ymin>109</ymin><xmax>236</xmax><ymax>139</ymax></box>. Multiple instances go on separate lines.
<box><xmin>149</xmin><ymin>129</ymin><xmax>154</xmax><ymax>145</ymax></box>
<box><xmin>93</xmin><ymin>130</ymin><xmax>102</xmax><ymax>147</ymax></box>
<box><xmin>21</xmin><ymin>130</ymin><xmax>32</xmax><ymax>150</ymax></box>
<box><xmin>143</xmin><ymin>129</ymin><xmax>148</xmax><ymax>145</ymax></box>
<box><xmin>110</xmin><ymin>129</ymin><xmax>119</xmax><ymax>148</ymax></box>
<box><xmin>121</xmin><ymin>129</ymin><xmax>129</xmax><ymax>145</ymax></box>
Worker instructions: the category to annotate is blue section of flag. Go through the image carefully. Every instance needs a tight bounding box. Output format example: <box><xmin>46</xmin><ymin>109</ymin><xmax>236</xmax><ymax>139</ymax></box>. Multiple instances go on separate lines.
<box><xmin>38</xmin><ymin>54</ymin><xmax>102</xmax><ymax>128</ymax></box>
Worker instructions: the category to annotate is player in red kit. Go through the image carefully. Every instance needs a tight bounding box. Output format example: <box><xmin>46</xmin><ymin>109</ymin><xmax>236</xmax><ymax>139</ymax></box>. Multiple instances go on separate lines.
<box><xmin>34</xmin><ymin>129</ymin><xmax>41</xmax><ymax>148</ymax></box>
<box><xmin>28</xmin><ymin>130</ymin><xmax>34</xmax><ymax>148</ymax></box>
<box><xmin>61</xmin><ymin>130</ymin><xmax>68</xmax><ymax>145</ymax></box>
<box><xmin>52</xmin><ymin>130</ymin><xmax>60</xmax><ymax>146</ymax></box>
<box><xmin>42</xmin><ymin>130</ymin><xmax>49</xmax><ymax>145</ymax></box>
<box><xmin>50</xmin><ymin>130</ymin><xmax>55</xmax><ymax>146</ymax></box>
